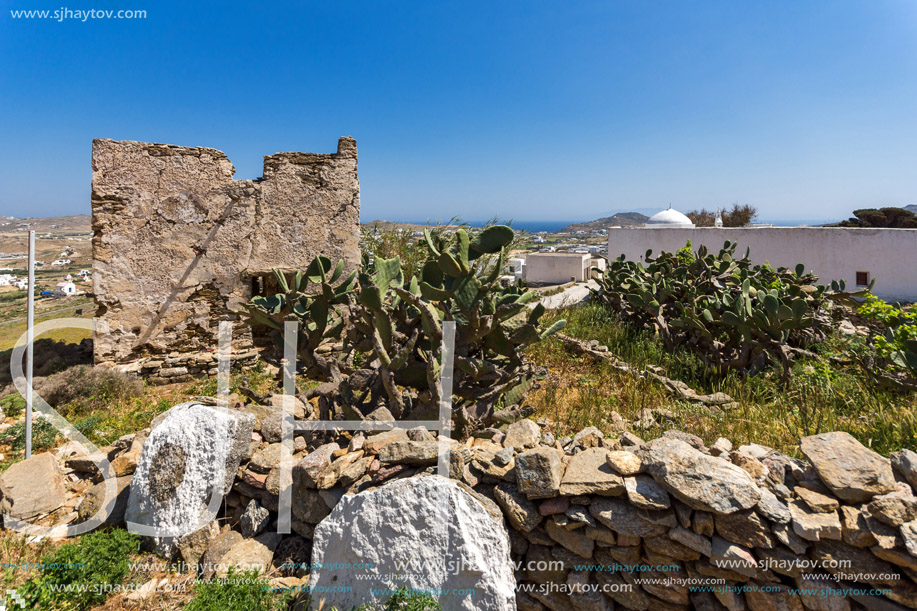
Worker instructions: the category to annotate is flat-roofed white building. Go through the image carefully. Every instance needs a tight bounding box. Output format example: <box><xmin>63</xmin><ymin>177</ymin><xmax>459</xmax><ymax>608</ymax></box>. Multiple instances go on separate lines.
<box><xmin>607</xmin><ymin>224</ymin><xmax>917</xmax><ymax>302</ymax></box>
<box><xmin>525</xmin><ymin>252</ymin><xmax>592</xmax><ymax>284</ymax></box>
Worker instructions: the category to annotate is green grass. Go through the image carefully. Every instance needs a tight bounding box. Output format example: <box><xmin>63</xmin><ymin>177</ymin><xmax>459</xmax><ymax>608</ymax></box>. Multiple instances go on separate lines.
<box><xmin>526</xmin><ymin>300</ymin><xmax>917</xmax><ymax>456</ymax></box>
<box><xmin>187</xmin><ymin>576</ymin><xmax>441</xmax><ymax>611</ymax></box>
<box><xmin>11</xmin><ymin>529</ymin><xmax>140</xmax><ymax>611</ymax></box>
<box><xmin>185</xmin><ymin>569</ymin><xmax>292</xmax><ymax>611</ymax></box>
<box><xmin>0</xmin><ymin>417</ymin><xmax>61</xmax><ymax>453</ymax></box>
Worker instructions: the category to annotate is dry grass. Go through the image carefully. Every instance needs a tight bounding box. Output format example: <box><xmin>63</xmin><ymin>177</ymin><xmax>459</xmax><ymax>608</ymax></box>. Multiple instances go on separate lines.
<box><xmin>526</xmin><ymin>302</ymin><xmax>917</xmax><ymax>456</ymax></box>
<box><xmin>0</xmin><ymin>299</ymin><xmax>94</xmax><ymax>351</ymax></box>
<box><xmin>0</xmin><ymin>530</ymin><xmax>58</xmax><ymax>591</ymax></box>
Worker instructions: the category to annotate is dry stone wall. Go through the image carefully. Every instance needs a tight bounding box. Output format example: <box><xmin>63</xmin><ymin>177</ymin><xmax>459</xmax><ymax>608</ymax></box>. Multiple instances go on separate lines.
<box><xmin>16</xmin><ymin>401</ymin><xmax>917</xmax><ymax>610</ymax></box>
<box><xmin>218</xmin><ymin>412</ymin><xmax>917</xmax><ymax>611</ymax></box>
<box><xmin>90</xmin><ymin>137</ymin><xmax>361</xmax><ymax>372</ymax></box>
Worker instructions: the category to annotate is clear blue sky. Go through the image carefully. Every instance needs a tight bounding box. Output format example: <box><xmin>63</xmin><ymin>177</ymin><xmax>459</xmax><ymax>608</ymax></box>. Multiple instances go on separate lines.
<box><xmin>2</xmin><ymin>1</ymin><xmax>916</xmax><ymax>223</ymax></box>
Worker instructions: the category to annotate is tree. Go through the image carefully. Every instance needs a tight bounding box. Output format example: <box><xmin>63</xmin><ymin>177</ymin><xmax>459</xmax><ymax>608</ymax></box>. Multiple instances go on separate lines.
<box><xmin>838</xmin><ymin>207</ymin><xmax>917</xmax><ymax>228</ymax></box>
<box><xmin>722</xmin><ymin>203</ymin><xmax>757</xmax><ymax>227</ymax></box>
<box><xmin>685</xmin><ymin>209</ymin><xmax>715</xmax><ymax>227</ymax></box>
<box><xmin>686</xmin><ymin>204</ymin><xmax>757</xmax><ymax>227</ymax></box>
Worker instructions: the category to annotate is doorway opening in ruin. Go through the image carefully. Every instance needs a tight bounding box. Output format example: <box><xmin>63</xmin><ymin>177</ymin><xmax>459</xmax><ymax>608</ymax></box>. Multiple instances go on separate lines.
<box><xmin>248</xmin><ymin>273</ymin><xmax>288</xmax><ymax>299</ymax></box>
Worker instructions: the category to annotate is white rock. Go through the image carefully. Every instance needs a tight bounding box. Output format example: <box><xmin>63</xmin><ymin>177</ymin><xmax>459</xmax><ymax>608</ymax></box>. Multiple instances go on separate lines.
<box><xmin>125</xmin><ymin>402</ymin><xmax>254</xmax><ymax>554</ymax></box>
<box><xmin>310</xmin><ymin>475</ymin><xmax>516</xmax><ymax>610</ymax></box>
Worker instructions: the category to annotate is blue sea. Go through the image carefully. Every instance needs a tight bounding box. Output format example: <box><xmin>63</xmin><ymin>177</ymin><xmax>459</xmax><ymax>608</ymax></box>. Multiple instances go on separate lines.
<box><xmin>381</xmin><ymin>218</ymin><xmax>839</xmax><ymax>232</ymax></box>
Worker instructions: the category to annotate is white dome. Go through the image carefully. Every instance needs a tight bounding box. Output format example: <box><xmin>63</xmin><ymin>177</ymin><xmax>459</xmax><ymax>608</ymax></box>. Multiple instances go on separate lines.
<box><xmin>645</xmin><ymin>206</ymin><xmax>695</xmax><ymax>228</ymax></box>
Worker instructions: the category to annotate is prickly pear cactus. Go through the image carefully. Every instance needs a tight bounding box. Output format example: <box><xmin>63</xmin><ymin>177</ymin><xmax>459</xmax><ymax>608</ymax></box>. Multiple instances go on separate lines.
<box><xmin>246</xmin><ymin>225</ymin><xmax>565</xmax><ymax>429</ymax></box>
<box><xmin>592</xmin><ymin>240</ymin><xmax>862</xmax><ymax>379</ymax></box>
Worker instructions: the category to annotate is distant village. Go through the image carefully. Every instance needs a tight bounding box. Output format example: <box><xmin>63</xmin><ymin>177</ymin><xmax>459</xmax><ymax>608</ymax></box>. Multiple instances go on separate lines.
<box><xmin>365</xmin><ymin>202</ymin><xmax>917</xmax><ymax>298</ymax></box>
<box><xmin>0</xmin><ymin>220</ymin><xmax>93</xmax><ymax>302</ymax></box>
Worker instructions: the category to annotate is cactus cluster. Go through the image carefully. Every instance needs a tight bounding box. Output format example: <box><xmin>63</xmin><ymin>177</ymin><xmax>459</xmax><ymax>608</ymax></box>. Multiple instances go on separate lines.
<box><xmin>857</xmin><ymin>293</ymin><xmax>917</xmax><ymax>390</ymax></box>
<box><xmin>244</xmin><ymin>257</ymin><xmax>357</xmax><ymax>378</ymax></box>
<box><xmin>245</xmin><ymin>225</ymin><xmax>565</xmax><ymax>429</ymax></box>
<box><xmin>592</xmin><ymin>241</ymin><xmax>860</xmax><ymax>379</ymax></box>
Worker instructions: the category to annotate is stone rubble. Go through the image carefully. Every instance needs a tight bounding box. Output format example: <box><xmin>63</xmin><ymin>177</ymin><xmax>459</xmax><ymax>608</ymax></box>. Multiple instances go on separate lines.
<box><xmin>4</xmin><ymin>399</ymin><xmax>917</xmax><ymax>610</ymax></box>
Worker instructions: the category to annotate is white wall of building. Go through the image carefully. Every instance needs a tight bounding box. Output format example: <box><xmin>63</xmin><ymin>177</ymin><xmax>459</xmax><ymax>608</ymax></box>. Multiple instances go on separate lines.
<box><xmin>607</xmin><ymin>227</ymin><xmax>917</xmax><ymax>302</ymax></box>
<box><xmin>525</xmin><ymin>253</ymin><xmax>591</xmax><ymax>284</ymax></box>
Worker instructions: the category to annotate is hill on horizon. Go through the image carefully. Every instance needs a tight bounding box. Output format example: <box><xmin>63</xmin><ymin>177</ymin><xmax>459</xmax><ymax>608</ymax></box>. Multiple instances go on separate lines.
<box><xmin>561</xmin><ymin>212</ymin><xmax>648</xmax><ymax>232</ymax></box>
<box><xmin>0</xmin><ymin>214</ymin><xmax>90</xmax><ymax>234</ymax></box>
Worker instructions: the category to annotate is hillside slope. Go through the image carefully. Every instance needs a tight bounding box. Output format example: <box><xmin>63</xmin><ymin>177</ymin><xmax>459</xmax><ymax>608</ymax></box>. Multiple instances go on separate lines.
<box><xmin>561</xmin><ymin>212</ymin><xmax>648</xmax><ymax>232</ymax></box>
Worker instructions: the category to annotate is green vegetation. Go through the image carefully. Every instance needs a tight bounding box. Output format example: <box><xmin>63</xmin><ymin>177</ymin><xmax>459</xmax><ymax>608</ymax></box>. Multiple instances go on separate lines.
<box><xmin>186</xmin><ymin>359</ymin><xmax>280</xmax><ymax>398</ymax></box>
<box><xmin>184</xmin><ymin>569</ymin><xmax>292</xmax><ymax>611</ymax></box>
<box><xmin>592</xmin><ymin>240</ymin><xmax>862</xmax><ymax>380</ymax></box>
<box><xmin>686</xmin><ymin>203</ymin><xmax>757</xmax><ymax>227</ymax></box>
<box><xmin>12</xmin><ymin>529</ymin><xmax>139</xmax><ymax>611</ymax></box>
<box><xmin>0</xmin><ymin>416</ymin><xmax>60</xmax><ymax>452</ymax></box>
<box><xmin>187</xmin><ymin>576</ymin><xmax>440</xmax><ymax>611</ymax></box>
<box><xmin>857</xmin><ymin>293</ymin><xmax>917</xmax><ymax>389</ymax></box>
<box><xmin>838</xmin><ymin>206</ymin><xmax>917</xmax><ymax>228</ymax></box>
<box><xmin>527</xmin><ymin>299</ymin><xmax>916</xmax><ymax>456</ymax></box>
<box><xmin>0</xmin><ymin>393</ymin><xmax>25</xmax><ymax>418</ymax></box>
<box><xmin>246</xmin><ymin>225</ymin><xmax>564</xmax><ymax>431</ymax></box>
<box><xmin>360</xmin><ymin>587</ymin><xmax>442</xmax><ymax>610</ymax></box>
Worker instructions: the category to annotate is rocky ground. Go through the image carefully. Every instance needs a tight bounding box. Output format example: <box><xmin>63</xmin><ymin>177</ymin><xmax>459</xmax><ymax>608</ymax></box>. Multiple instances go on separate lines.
<box><xmin>2</xmin><ymin>387</ymin><xmax>917</xmax><ymax>610</ymax></box>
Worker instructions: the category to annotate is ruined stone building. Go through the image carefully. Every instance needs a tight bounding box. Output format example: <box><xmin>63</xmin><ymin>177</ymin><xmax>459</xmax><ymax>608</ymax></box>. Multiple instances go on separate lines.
<box><xmin>91</xmin><ymin>137</ymin><xmax>361</xmax><ymax>380</ymax></box>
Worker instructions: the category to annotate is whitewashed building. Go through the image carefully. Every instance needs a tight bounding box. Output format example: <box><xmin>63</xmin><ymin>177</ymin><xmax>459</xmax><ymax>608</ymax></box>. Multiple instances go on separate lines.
<box><xmin>525</xmin><ymin>252</ymin><xmax>592</xmax><ymax>284</ymax></box>
<box><xmin>506</xmin><ymin>257</ymin><xmax>526</xmax><ymax>281</ymax></box>
<box><xmin>54</xmin><ymin>280</ymin><xmax>79</xmax><ymax>296</ymax></box>
<box><xmin>607</xmin><ymin>207</ymin><xmax>917</xmax><ymax>302</ymax></box>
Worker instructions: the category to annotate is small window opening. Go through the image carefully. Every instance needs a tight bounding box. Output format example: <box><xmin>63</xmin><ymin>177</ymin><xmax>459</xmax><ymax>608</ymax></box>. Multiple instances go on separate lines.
<box><xmin>855</xmin><ymin>271</ymin><xmax>870</xmax><ymax>287</ymax></box>
<box><xmin>251</xmin><ymin>275</ymin><xmax>266</xmax><ymax>297</ymax></box>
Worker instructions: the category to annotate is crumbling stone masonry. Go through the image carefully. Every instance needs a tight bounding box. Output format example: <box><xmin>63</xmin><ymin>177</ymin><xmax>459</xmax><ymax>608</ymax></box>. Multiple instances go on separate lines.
<box><xmin>91</xmin><ymin>137</ymin><xmax>360</xmax><ymax>378</ymax></box>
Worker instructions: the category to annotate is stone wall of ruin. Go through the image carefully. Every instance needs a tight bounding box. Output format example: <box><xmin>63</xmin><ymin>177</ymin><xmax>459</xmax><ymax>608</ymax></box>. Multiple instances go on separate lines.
<box><xmin>224</xmin><ymin>417</ymin><xmax>917</xmax><ymax>610</ymax></box>
<box><xmin>90</xmin><ymin>137</ymin><xmax>360</xmax><ymax>370</ymax></box>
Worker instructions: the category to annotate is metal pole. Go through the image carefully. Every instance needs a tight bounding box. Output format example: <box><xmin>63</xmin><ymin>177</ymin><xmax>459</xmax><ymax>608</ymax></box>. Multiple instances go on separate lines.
<box><xmin>25</xmin><ymin>230</ymin><xmax>35</xmax><ymax>458</ymax></box>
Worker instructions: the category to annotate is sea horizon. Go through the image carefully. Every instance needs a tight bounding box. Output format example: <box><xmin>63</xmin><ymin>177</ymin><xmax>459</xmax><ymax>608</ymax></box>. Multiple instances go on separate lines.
<box><xmin>362</xmin><ymin>218</ymin><xmax>844</xmax><ymax>233</ymax></box>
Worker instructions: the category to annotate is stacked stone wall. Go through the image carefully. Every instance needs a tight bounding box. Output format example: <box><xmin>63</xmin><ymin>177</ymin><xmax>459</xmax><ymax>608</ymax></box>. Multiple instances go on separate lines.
<box><xmin>223</xmin><ymin>413</ymin><xmax>917</xmax><ymax>610</ymax></box>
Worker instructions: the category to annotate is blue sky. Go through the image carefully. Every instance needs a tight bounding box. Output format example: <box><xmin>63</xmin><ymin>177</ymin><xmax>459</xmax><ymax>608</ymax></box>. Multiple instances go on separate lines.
<box><xmin>1</xmin><ymin>1</ymin><xmax>916</xmax><ymax>223</ymax></box>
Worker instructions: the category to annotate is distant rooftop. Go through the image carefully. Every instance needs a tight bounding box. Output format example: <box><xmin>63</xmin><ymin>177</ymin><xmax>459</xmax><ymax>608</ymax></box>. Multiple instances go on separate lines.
<box><xmin>645</xmin><ymin>205</ymin><xmax>695</xmax><ymax>228</ymax></box>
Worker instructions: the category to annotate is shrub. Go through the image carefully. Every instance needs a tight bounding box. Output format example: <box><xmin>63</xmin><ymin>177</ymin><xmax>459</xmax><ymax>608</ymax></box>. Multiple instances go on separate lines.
<box><xmin>591</xmin><ymin>240</ymin><xmax>860</xmax><ymax>380</ymax></box>
<box><xmin>185</xmin><ymin>569</ymin><xmax>291</xmax><ymax>611</ymax></box>
<box><xmin>857</xmin><ymin>293</ymin><xmax>917</xmax><ymax>389</ymax></box>
<box><xmin>0</xmin><ymin>417</ymin><xmax>59</xmax><ymax>452</ymax></box>
<box><xmin>377</xmin><ymin>587</ymin><xmax>442</xmax><ymax>610</ymax></box>
<box><xmin>0</xmin><ymin>394</ymin><xmax>25</xmax><ymax>419</ymax></box>
<box><xmin>14</xmin><ymin>528</ymin><xmax>139</xmax><ymax>611</ymax></box>
<box><xmin>245</xmin><ymin>225</ymin><xmax>564</xmax><ymax>431</ymax></box>
<box><xmin>330</xmin><ymin>587</ymin><xmax>443</xmax><ymax>610</ymax></box>
<box><xmin>686</xmin><ymin>203</ymin><xmax>758</xmax><ymax>227</ymax></box>
<box><xmin>37</xmin><ymin>365</ymin><xmax>143</xmax><ymax>408</ymax></box>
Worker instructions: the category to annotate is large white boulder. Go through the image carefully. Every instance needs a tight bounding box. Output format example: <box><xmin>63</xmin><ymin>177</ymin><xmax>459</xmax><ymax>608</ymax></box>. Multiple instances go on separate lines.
<box><xmin>310</xmin><ymin>475</ymin><xmax>516</xmax><ymax>610</ymax></box>
<box><xmin>125</xmin><ymin>402</ymin><xmax>254</xmax><ymax>554</ymax></box>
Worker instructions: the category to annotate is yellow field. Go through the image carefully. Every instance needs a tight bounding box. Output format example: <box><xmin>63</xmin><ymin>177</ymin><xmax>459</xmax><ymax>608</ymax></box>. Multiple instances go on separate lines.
<box><xmin>0</xmin><ymin>305</ymin><xmax>94</xmax><ymax>351</ymax></box>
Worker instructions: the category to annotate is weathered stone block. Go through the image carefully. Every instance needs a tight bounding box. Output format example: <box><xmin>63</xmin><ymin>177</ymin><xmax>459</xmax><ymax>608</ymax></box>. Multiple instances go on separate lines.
<box><xmin>124</xmin><ymin>402</ymin><xmax>254</xmax><ymax>554</ymax></box>
<box><xmin>0</xmin><ymin>452</ymin><xmax>66</xmax><ymax>520</ymax></box>
<box><xmin>91</xmin><ymin>137</ymin><xmax>360</xmax><ymax>364</ymax></box>
<box><xmin>516</xmin><ymin>447</ymin><xmax>564</xmax><ymax>499</ymax></box>
<box><xmin>311</xmin><ymin>476</ymin><xmax>516</xmax><ymax>610</ymax></box>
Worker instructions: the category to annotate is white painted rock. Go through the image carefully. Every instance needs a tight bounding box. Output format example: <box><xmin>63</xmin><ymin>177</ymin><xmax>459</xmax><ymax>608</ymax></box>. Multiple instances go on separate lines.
<box><xmin>310</xmin><ymin>475</ymin><xmax>516</xmax><ymax>610</ymax></box>
<box><xmin>125</xmin><ymin>402</ymin><xmax>254</xmax><ymax>553</ymax></box>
